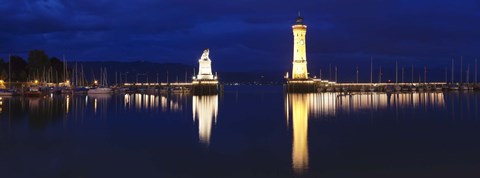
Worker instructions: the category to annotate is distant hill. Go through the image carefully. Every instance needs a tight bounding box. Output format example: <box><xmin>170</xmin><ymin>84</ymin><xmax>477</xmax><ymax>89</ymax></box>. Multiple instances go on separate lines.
<box><xmin>69</xmin><ymin>61</ymin><xmax>284</xmax><ymax>85</ymax></box>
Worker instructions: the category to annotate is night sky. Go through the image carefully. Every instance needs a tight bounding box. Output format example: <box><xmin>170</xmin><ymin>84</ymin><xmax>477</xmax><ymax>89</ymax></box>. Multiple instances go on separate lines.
<box><xmin>0</xmin><ymin>0</ymin><xmax>479</xmax><ymax>81</ymax></box>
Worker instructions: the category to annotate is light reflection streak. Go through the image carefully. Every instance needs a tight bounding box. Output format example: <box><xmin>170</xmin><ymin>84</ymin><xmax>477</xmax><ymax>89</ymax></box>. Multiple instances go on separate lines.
<box><xmin>192</xmin><ymin>95</ymin><xmax>218</xmax><ymax>146</ymax></box>
<box><xmin>94</xmin><ymin>98</ymin><xmax>97</xmax><ymax>114</ymax></box>
<box><xmin>66</xmin><ymin>95</ymin><xmax>70</xmax><ymax>114</ymax></box>
<box><xmin>124</xmin><ymin>94</ymin><xmax>130</xmax><ymax>109</ymax></box>
<box><xmin>88</xmin><ymin>94</ymin><xmax>111</xmax><ymax>116</ymax></box>
<box><xmin>287</xmin><ymin>94</ymin><xmax>309</xmax><ymax>174</ymax></box>
<box><xmin>161</xmin><ymin>96</ymin><xmax>167</xmax><ymax>112</ymax></box>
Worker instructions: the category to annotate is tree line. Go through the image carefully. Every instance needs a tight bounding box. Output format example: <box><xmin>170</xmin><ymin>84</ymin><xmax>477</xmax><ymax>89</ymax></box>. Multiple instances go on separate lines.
<box><xmin>0</xmin><ymin>50</ymin><xmax>66</xmax><ymax>82</ymax></box>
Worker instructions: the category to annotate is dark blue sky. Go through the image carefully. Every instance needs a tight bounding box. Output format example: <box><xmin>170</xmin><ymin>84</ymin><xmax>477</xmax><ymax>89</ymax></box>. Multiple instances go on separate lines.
<box><xmin>0</xmin><ymin>0</ymin><xmax>479</xmax><ymax>79</ymax></box>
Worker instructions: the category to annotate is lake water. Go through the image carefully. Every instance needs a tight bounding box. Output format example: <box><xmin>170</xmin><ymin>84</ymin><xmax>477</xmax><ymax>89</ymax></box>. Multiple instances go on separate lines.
<box><xmin>1</xmin><ymin>86</ymin><xmax>479</xmax><ymax>178</ymax></box>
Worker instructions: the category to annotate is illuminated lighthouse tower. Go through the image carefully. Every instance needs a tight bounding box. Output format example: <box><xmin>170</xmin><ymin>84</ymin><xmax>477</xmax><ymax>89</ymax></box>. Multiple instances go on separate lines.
<box><xmin>291</xmin><ymin>14</ymin><xmax>309</xmax><ymax>80</ymax></box>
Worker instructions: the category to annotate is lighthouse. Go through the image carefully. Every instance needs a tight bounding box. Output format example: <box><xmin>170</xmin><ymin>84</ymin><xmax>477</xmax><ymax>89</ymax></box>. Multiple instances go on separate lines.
<box><xmin>286</xmin><ymin>13</ymin><xmax>315</xmax><ymax>93</ymax></box>
<box><xmin>291</xmin><ymin>14</ymin><xmax>309</xmax><ymax>80</ymax></box>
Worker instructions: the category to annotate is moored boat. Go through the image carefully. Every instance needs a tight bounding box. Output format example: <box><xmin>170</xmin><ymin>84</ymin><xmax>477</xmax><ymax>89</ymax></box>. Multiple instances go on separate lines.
<box><xmin>410</xmin><ymin>86</ymin><xmax>417</xmax><ymax>91</ymax></box>
<box><xmin>394</xmin><ymin>85</ymin><xmax>401</xmax><ymax>92</ymax></box>
<box><xmin>87</xmin><ymin>87</ymin><xmax>113</xmax><ymax>94</ymax></box>
<box><xmin>171</xmin><ymin>87</ymin><xmax>190</xmax><ymax>94</ymax></box>
<box><xmin>425</xmin><ymin>85</ymin><xmax>432</xmax><ymax>91</ymax></box>
<box><xmin>25</xmin><ymin>87</ymin><xmax>45</xmax><ymax>97</ymax></box>
<box><xmin>449</xmin><ymin>85</ymin><xmax>459</xmax><ymax>91</ymax></box>
<box><xmin>0</xmin><ymin>89</ymin><xmax>14</xmax><ymax>96</ymax></box>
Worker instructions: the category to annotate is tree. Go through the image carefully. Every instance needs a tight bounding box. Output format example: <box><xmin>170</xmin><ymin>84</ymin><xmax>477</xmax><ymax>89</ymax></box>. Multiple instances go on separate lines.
<box><xmin>50</xmin><ymin>57</ymin><xmax>64</xmax><ymax>82</ymax></box>
<box><xmin>0</xmin><ymin>69</ymin><xmax>7</xmax><ymax>80</ymax></box>
<box><xmin>0</xmin><ymin>58</ymin><xmax>4</xmax><ymax>75</ymax></box>
<box><xmin>27</xmin><ymin>50</ymin><xmax>50</xmax><ymax>78</ymax></box>
<box><xmin>10</xmin><ymin>56</ymin><xmax>28</xmax><ymax>81</ymax></box>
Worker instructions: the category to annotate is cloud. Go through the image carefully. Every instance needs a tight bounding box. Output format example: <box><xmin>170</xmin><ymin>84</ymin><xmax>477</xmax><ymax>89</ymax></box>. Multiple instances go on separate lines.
<box><xmin>0</xmin><ymin>0</ymin><xmax>479</xmax><ymax>71</ymax></box>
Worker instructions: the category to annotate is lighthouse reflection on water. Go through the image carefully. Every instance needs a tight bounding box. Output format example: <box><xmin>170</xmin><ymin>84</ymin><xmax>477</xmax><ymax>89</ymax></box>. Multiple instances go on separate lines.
<box><xmin>285</xmin><ymin>92</ymin><xmax>445</xmax><ymax>174</ymax></box>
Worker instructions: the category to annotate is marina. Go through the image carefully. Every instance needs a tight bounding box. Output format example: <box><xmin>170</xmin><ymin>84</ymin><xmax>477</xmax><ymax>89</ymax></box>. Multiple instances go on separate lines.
<box><xmin>1</xmin><ymin>1</ymin><xmax>480</xmax><ymax>177</ymax></box>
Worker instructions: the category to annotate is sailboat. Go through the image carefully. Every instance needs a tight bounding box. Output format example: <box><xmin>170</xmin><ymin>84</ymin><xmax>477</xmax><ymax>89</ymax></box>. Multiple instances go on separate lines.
<box><xmin>449</xmin><ymin>59</ymin><xmax>458</xmax><ymax>91</ymax></box>
<box><xmin>88</xmin><ymin>68</ymin><xmax>112</xmax><ymax>94</ymax></box>
<box><xmin>369</xmin><ymin>57</ymin><xmax>375</xmax><ymax>92</ymax></box>
<box><xmin>0</xmin><ymin>55</ymin><xmax>14</xmax><ymax>96</ymax></box>
<box><xmin>394</xmin><ymin>61</ymin><xmax>401</xmax><ymax>92</ymax></box>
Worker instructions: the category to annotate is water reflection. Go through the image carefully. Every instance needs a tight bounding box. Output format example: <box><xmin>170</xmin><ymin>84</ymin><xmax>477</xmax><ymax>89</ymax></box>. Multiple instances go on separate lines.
<box><xmin>192</xmin><ymin>95</ymin><xmax>218</xmax><ymax>146</ymax></box>
<box><xmin>290</xmin><ymin>92</ymin><xmax>446</xmax><ymax>118</ymax></box>
<box><xmin>122</xmin><ymin>93</ymin><xmax>187</xmax><ymax>112</ymax></box>
<box><xmin>88</xmin><ymin>94</ymin><xmax>111</xmax><ymax>115</ymax></box>
<box><xmin>286</xmin><ymin>94</ymin><xmax>309</xmax><ymax>174</ymax></box>
<box><xmin>285</xmin><ymin>92</ymin><xmax>447</xmax><ymax>174</ymax></box>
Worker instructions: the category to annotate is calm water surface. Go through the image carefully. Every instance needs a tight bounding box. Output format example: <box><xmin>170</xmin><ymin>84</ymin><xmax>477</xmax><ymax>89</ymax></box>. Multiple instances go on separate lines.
<box><xmin>1</xmin><ymin>86</ymin><xmax>480</xmax><ymax>178</ymax></box>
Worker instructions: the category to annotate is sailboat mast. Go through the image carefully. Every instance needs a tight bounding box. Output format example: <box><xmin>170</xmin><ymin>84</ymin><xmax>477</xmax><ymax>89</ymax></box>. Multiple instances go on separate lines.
<box><xmin>467</xmin><ymin>64</ymin><xmax>470</xmax><ymax>83</ymax></box>
<box><xmin>445</xmin><ymin>67</ymin><xmax>447</xmax><ymax>83</ymax></box>
<box><xmin>475</xmin><ymin>58</ymin><xmax>478</xmax><ymax>83</ymax></box>
<box><xmin>105</xmin><ymin>68</ymin><xmax>108</xmax><ymax>86</ymax></box>
<box><xmin>356</xmin><ymin>66</ymin><xmax>359</xmax><ymax>83</ymax></box>
<box><xmin>370</xmin><ymin>57</ymin><xmax>373</xmax><ymax>84</ymax></box>
<box><xmin>411</xmin><ymin>64</ymin><xmax>414</xmax><ymax>83</ymax></box>
<box><xmin>424</xmin><ymin>66</ymin><xmax>427</xmax><ymax>83</ymax></box>
<box><xmin>395</xmin><ymin>60</ymin><xmax>398</xmax><ymax>83</ymax></box>
<box><xmin>402</xmin><ymin>67</ymin><xmax>404</xmax><ymax>83</ymax></box>
<box><xmin>451</xmin><ymin>58</ymin><xmax>454</xmax><ymax>83</ymax></box>
<box><xmin>8</xmin><ymin>54</ymin><xmax>11</xmax><ymax>89</ymax></box>
<box><xmin>329</xmin><ymin>64</ymin><xmax>332</xmax><ymax>81</ymax></box>
<box><xmin>335</xmin><ymin>66</ymin><xmax>337</xmax><ymax>82</ymax></box>
<box><xmin>100</xmin><ymin>68</ymin><xmax>103</xmax><ymax>86</ymax></box>
<box><xmin>75</xmin><ymin>62</ymin><xmax>78</xmax><ymax>87</ymax></box>
<box><xmin>460</xmin><ymin>56</ymin><xmax>463</xmax><ymax>83</ymax></box>
<box><xmin>63</xmin><ymin>55</ymin><xmax>66</xmax><ymax>82</ymax></box>
<box><xmin>378</xmin><ymin>66</ymin><xmax>382</xmax><ymax>83</ymax></box>
<box><xmin>81</xmin><ymin>65</ymin><xmax>84</xmax><ymax>86</ymax></box>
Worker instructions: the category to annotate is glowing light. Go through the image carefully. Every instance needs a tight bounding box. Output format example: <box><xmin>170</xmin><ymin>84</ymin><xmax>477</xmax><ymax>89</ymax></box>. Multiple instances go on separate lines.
<box><xmin>34</xmin><ymin>80</ymin><xmax>39</xmax><ymax>84</ymax></box>
<box><xmin>94</xmin><ymin>80</ymin><xmax>98</xmax><ymax>85</ymax></box>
